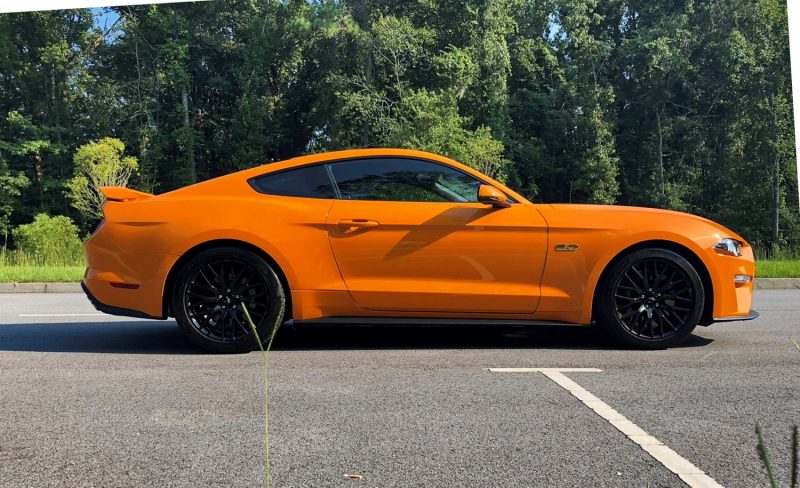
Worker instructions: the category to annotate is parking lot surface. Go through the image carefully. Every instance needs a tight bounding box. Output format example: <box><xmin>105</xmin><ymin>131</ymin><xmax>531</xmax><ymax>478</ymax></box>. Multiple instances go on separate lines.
<box><xmin>0</xmin><ymin>291</ymin><xmax>797</xmax><ymax>487</ymax></box>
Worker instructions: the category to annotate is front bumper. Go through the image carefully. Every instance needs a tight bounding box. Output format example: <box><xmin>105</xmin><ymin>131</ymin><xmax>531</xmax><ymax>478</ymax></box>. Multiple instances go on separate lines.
<box><xmin>713</xmin><ymin>309</ymin><xmax>760</xmax><ymax>323</ymax></box>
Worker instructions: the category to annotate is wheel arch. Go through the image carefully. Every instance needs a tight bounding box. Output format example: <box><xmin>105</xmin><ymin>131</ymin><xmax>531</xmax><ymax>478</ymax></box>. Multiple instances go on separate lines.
<box><xmin>162</xmin><ymin>239</ymin><xmax>293</xmax><ymax>321</ymax></box>
<box><xmin>590</xmin><ymin>239</ymin><xmax>714</xmax><ymax>326</ymax></box>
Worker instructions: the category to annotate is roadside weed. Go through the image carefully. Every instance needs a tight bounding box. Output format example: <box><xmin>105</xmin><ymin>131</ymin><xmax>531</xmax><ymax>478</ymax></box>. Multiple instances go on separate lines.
<box><xmin>756</xmin><ymin>425</ymin><xmax>798</xmax><ymax>488</ymax></box>
<box><xmin>756</xmin><ymin>339</ymin><xmax>799</xmax><ymax>487</ymax></box>
<box><xmin>241</xmin><ymin>300</ymin><xmax>285</xmax><ymax>488</ymax></box>
<box><xmin>757</xmin><ymin>424</ymin><xmax>778</xmax><ymax>487</ymax></box>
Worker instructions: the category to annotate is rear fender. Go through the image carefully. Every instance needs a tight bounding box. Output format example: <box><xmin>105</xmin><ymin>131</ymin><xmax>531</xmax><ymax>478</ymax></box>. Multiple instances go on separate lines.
<box><xmin>170</xmin><ymin>230</ymin><xmax>299</xmax><ymax>292</ymax></box>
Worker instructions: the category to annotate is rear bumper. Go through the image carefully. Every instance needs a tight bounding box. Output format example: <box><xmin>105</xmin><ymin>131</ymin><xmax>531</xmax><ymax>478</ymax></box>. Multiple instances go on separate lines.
<box><xmin>712</xmin><ymin>310</ymin><xmax>760</xmax><ymax>323</ymax></box>
<box><xmin>83</xmin><ymin>226</ymin><xmax>176</xmax><ymax>319</ymax></box>
<box><xmin>81</xmin><ymin>281</ymin><xmax>162</xmax><ymax>320</ymax></box>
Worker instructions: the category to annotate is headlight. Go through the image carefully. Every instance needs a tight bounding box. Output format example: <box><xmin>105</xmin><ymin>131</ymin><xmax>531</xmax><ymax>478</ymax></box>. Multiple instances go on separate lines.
<box><xmin>714</xmin><ymin>238</ymin><xmax>742</xmax><ymax>257</ymax></box>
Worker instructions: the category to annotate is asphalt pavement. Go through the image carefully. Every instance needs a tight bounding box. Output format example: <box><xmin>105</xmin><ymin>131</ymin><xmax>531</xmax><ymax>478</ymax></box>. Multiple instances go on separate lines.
<box><xmin>0</xmin><ymin>291</ymin><xmax>797</xmax><ymax>487</ymax></box>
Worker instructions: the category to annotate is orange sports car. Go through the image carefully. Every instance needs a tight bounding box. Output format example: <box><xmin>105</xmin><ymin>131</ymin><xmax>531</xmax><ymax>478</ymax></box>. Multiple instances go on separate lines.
<box><xmin>82</xmin><ymin>148</ymin><xmax>757</xmax><ymax>352</ymax></box>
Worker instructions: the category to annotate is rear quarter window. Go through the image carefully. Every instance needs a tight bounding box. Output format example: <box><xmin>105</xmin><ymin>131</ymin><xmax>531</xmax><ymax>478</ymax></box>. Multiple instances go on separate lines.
<box><xmin>250</xmin><ymin>165</ymin><xmax>335</xmax><ymax>199</ymax></box>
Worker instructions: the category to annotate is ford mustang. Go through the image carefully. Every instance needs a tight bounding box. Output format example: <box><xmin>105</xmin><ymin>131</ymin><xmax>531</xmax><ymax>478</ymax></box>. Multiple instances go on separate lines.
<box><xmin>82</xmin><ymin>148</ymin><xmax>757</xmax><ymax>352</ymax></box>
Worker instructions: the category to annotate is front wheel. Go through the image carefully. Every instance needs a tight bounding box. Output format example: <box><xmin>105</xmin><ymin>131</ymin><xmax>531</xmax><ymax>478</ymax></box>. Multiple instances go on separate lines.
<box><xmin>594</xmin><ymin>248</ymin><xmax>704</xmax><ymax>349</ymax></box>
<box><xmin>172</xmin><ymin>247</ymin><xmax>285</xmax><ymax>353</ymax></box>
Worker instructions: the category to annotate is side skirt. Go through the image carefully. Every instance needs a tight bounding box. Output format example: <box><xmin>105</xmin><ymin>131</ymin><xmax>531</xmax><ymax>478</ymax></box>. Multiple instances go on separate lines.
<box><xmin>287</xmin><ymin>317</ymin><xmax>581</xmax><ymax>327</ymax></box>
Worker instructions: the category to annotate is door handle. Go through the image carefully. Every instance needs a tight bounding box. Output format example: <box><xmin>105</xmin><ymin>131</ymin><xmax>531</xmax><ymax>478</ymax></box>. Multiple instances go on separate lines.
<box><xmin>338</xmin><ymin>219</ymin><xmax>381</xmax><ymax>228</ymax></box>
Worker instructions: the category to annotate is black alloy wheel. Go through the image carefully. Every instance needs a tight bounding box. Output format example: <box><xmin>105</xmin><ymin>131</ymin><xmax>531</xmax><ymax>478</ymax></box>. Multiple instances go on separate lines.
<box><xmin>172</xmin><ymin>247</ymin><xmax>285</xmax><ymax>353</ymax></box>
<box><xmin>595</xmin><ymin>248</ymin><xmax>704</xmax><ymax>349</ymax></box>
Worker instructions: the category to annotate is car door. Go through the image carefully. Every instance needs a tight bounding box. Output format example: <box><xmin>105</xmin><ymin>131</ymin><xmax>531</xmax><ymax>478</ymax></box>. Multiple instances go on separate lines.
<box><xmin>324</xmin><ymin>157</ymin><xmax>548</xmax><ymax>314</ymax></box>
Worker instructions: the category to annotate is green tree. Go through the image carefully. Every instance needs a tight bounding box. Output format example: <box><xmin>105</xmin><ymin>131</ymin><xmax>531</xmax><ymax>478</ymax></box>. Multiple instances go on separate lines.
<box><xmin>0</xmin><ymin>10</ymin><xmax>99</xmax><ymax>235</ymax></box>
<box><xmin>0</xmin><ymin>165</ymin><xmax>29</xmax><ymax>249</ymax></box>
<box><xmin>67</xmin><ymin>138</ymin><xmax>138</xmax><ymax>221</ymax></box>
<box><xmin>555</xmin><ymin>0</ymin><xmax>621</xmax><ymax>203</ymax></box>
<box><xmin>387</xmin><ymin>90</ymin><xmax>507</xmax><ymax>178</ymax></box>
<box><xmin>614</xmin><ymin>0</ymin><xmax>697</xmax><ymax>210</ymax></box>
<box><xmin>0</xmin><ymin>1</ymin><xmax>795</xmax><ymax>251</ymax></box>
<box><xmin>0</xmin><ymin>111</ymin><xmax>60</xmax><ymax>214</ymax></box>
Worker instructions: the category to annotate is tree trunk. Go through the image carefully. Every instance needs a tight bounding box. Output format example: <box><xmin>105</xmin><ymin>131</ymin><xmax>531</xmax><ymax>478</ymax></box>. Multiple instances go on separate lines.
<box><xmin>770</xmin><ymin>93</ymin><xmax>780</xmax><ymax>247</ymax></box>
<box><xmin>771</xmin><ymin>153</ymin><xmax>781</xmax><ymax>245</ymax></box>
<box><xmin>35</xmin><ymin>152</ymin><xmax>44</xmax><ymax>210</ymax></box>
<box><xmin>656</xmin><ymin>104</ymin><xmax>665</xmax><ymax>197</ymax></box>
<box><xmin>363</xmin><ymin>52</ymin><xmax>374</xmax><ymax>147</ymax></box>
<box><xmin>353</xmin><ymin>0</ymin><xmax>372</xmax><ymax>147</ymax></box>
<box><xmin>182</xmin><ymin>83</ymin><xmax>196</xmax><ymax>183</ymax></box>
<box><xmin>52</xmin><ymin>67</ymin><xmax>63</xmax><ymax>178</ymax></box>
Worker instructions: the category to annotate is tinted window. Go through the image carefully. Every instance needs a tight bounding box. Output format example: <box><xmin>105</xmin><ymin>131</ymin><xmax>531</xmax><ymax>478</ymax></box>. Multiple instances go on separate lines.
<box><xmin>251</xmin><ymin>165</ymin><xmax>335</xmax><ymax>199</ymax></box>
<box><xmin>328</xmin><ymin>158</ymin><xmax>483</xmax><ymax>202</ymax></box>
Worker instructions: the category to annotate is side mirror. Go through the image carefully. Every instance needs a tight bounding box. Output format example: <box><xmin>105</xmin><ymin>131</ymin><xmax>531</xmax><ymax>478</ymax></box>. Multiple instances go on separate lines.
<box><xmin>478</xmin><ymin>184</ymin><xmax>511</xmax><ymax>208</ymax></box>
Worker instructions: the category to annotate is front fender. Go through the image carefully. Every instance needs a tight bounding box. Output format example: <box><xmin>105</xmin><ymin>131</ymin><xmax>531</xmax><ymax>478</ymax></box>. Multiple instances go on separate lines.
<box><xmin>577</xmin><ymin>231</ymin><xmax>724</xmax><ymax>324</ymax></box>
<box><xmin>535</xmin><ymin>204</ymin><xmax>751</xmax><ymax>323</ymax></box>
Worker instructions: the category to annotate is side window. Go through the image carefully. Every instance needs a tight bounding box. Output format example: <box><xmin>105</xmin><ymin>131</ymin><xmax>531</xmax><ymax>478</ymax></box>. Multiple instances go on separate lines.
<box><xmin>250</xmin><ymin>165</ymin><xmax>335</xmax><ymax>199</ymax></box>
<box><xmin>327</xmin><ymin>158</ymin><xmax>483</xmax><ymax>202</ymax></box>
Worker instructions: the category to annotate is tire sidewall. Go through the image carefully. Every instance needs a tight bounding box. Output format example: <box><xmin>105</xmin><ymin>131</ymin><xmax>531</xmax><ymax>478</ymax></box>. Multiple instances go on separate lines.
<box><xmin>172</xmin><ymin>247</ymin><xmax>285</xmax><ymax>353</ymax></box>
<box><xmin>596</xmin><ymin>248</ymin><xmax>704</xmax><ymax>349</ymax></box>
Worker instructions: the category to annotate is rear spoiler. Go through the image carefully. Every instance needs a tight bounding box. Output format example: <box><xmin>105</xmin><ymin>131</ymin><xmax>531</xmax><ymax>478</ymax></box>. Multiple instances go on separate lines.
<box><xmin>100</xmin><ymin>187</ymin><xmax>153</xmax><ymax>202</ymax></box>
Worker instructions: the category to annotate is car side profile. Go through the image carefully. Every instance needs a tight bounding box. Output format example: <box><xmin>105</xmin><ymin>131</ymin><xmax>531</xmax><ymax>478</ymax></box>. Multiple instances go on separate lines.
<box><xmin>82</xmin><ymin>148</ymin><xmax>757</xmax><ymax>352</ymax></box>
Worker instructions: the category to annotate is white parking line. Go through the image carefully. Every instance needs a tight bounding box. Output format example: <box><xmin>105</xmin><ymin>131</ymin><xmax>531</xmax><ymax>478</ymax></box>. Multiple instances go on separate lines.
<box><xmin>489</xmin><ymin>368</ymin><xmax>724</xmax><ymax>488</ymax></box>
<box><xmin>18</xmin><ymin>313</ymin><xmax>104</xmax><ymax>317</ymax></box>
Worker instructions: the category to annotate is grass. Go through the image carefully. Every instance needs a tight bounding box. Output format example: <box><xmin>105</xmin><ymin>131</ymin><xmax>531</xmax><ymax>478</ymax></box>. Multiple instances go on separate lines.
<box><xmin>756</xmin><ymin>260</ymin><xmax>800</xmax><ymax>279</ymax></box>
<box><xmin>1</xmin><ymin>249</ymin><xmax>800</xmax><ymax>282</ymax></box>
<box><xmin>0</xmin><ymin>247</ymin><xmax>85</xmax><ymax>282</ymax></box>
<box><xmin>0</xmin><ymin>265</ymin><xmax>84</xmax><ymax>283</ymax></box>
<box><xmin>0</xmin><ymin>261</ymin><xmax>798</xmax><ymax>282</ymax></box>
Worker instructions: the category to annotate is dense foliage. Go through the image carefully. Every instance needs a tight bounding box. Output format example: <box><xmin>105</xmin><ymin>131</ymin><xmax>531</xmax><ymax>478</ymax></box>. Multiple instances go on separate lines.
<box><xmin>0</xmin><ymin>0</ymin><xmax>795</xmax><ymax>252</ymax></box>
<box><xmin>11</xmin><ymin>214</ymin><xmax>84</xmax><ymax>265</ymax></box>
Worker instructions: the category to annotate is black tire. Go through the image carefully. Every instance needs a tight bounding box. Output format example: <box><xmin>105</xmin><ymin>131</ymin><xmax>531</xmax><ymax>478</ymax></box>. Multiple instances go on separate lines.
<box><xmin>172</xmin><ymin>247</ymin><xmax>285</xmax><ymax>353</ymax></box>
<box><xmin>594</xmin><ymin>248</ymin><xmax>704</xmax><ymax>349</ymax></box>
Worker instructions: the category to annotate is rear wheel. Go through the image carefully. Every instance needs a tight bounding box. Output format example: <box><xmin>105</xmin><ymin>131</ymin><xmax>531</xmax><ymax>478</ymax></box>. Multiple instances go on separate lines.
<box><xmin>595</xmin><ymin>248</ymin><xmax>704</xmax><ymax>349</ymax></box>
<box><xmin>172</xmin><ymin>247</ymin><xmax>285</xmax><ymax>353</ymax></box>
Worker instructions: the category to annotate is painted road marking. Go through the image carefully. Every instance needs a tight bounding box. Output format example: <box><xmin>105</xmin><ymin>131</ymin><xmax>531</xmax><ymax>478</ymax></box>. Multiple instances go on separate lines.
<box><xmin>18</xmin><ymin>313</ymin><xmax>105</xmax><ymax>317</ymax></box>
<box><xmin>699</xmin><ymin>352</ymin><xmax>718</xmax><ymax>361</ymax></box>
<box><xmin>489</xmin><ymin>368</ymin><xmax>724</xmax><ymax>488</ymax></box>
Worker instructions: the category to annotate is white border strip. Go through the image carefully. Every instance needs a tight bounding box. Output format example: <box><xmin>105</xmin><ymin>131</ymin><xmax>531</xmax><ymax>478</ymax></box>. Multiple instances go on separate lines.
<box><xmin>0</xmin><ymin>0</ymin><xmax>208</xmax><ymax>14</ymax></box>
<box><xmin>489</xmin><ymin>368</ymin><xmax>724</xmax><ymax>488</ymax></box>
<box><xmin>789</xmin><ymin>1</ymin><xmax>800</xmax><ymax>209</ymax></box>
<box><xmin>18</xmin><ymin>313</ymin><xmax>104</xmax><ymax>317</ymax></box>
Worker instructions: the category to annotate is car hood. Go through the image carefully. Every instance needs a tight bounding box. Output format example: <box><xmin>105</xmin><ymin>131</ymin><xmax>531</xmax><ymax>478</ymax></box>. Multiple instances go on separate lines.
<box><xmin>541</xmin><ymin>204</ymin><xmax>747</xmax><ymax>243</ymax></box>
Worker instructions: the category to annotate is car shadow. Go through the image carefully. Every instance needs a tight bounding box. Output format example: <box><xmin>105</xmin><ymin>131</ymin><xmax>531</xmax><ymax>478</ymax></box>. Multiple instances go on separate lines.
<box><xmin>0</xmin><ymin>320</ymin><xmax>713</xmax><ymax>354</ymax></box>
<box><xmin>0</xmin><ymin>321</ymin><xmax>204</xmax><ymax>355</ymax></box>
<box><xmin>274</xmin><ymin>323</ymin><xmax>714</xmax><ymax>351</ymax></box>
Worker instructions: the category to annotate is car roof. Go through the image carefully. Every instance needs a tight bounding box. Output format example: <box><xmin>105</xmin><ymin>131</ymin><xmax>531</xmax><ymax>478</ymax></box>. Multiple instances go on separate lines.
<box><xmin>243</xmin><ymin>148</ymin><xmax>463</xmax><ymax>176</ymax></box>
<box><xmin>168</xmin><ymin>148</ymin><xmax>530</xmax><ymax>205</ymax></box>
<box><xmin>236</xmin><ymin>148</ymin><xmax>529</xmax><ymax>204</ymax></box>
